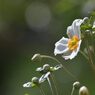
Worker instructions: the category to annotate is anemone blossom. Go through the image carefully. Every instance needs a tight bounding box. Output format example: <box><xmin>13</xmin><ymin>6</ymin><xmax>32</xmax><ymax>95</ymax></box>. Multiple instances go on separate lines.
<box><xmin>54</xmin><ymin>18</ymin><xmax>86</xmax><ymax>60</ymax></box>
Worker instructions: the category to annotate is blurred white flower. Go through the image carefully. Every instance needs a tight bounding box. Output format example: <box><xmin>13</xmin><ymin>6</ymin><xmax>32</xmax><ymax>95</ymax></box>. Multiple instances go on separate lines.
<box><xmin>92</xmin><ymin>21</ymin><xmax>95</xmax><ymax>28</ymax></box>
<box><xmin>23</xmin><ymin>72</ymin><xmax>51</xmax><ymax>88</ymax></box>
<box><xmin>54</xmin><ymin>18</ymin><xmax>86</xmax><ymax>60</ymax></box>
<box><xmin>23</xmin><ymin>82</ymin><xmax>32</xmax><ymax>87</ymax></box>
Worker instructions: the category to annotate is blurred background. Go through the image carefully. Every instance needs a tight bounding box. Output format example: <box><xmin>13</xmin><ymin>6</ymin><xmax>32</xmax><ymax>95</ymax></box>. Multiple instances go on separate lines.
<box><xmin>0</xmin><ymin>0</ymin><xmax>95</xmax><ymax>95</ymax></box>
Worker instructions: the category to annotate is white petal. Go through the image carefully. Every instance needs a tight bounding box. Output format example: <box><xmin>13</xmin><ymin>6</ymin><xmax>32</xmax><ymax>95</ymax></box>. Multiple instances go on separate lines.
<box><xmin>67</xmin><ymin>17</ymin><xmax>88</xmax><ymax>39</ymax></box>
<box><xmin>36</xmin><ymin>67</ymin><xmax>43</xmax><ymax>72</ymax></box>
<box><xmin>93</xmin><ymin>21</ymin><xmax>95</xmax><ymax>28</ymax></box>
<box><xmin>55</xmin><ymin>37</ymin><xmax>69</xmax><ymax>46</ymax></box>
<box><xmin>75</xmin><ymin>40</ymin><xmax>82</xmax><ymax>55</ymax></box>
<box><xmin>63</xmin><ymin>50</ymin><xmax>77</xmax><ymax>60</ymax></box>
<box><xmin>54</xmin><ymin>43</ymin><xmax>69</xmax><ymax>55</ymax></box>
<box><xmin>44</xmin><ymin>72</ymin><xmax>50</xmax><ymax>79</ymax></box>
<box><xmin>62</xmin><ymin>50</ymin><xmax>72</xmax><ymax>60</ymax></box>
<box><xmin>54</xmin><ymin>37</ymin><xmax>69</xmax><ymax>55</ymax></box>
<box><xmin>72</xmin><ymin>19</ymin><xmax>83</xmax><ymax>39</ymax></box>
<box><xmin>39</xmin><ymin>75</ymin><xmax>46</xmax><ymax>83</ymax></box>
<box><xmin>23</xmin><ymin>82</ymin><xmax>32</xmax><ymax>87</ymax></box>
<box><xmin>62</xmin><ymin>40</ymin><xmax>82</xmax><ymax>60</ymax></box>
<box><xmin>39</xmin><ymin>72</ymin><xmax>50</xmax><ymax>83</ymax></box>
<box><xmin>67</xmin><ymin>26</ymin><xmax>74</xmax><ymax>38</ymax></box>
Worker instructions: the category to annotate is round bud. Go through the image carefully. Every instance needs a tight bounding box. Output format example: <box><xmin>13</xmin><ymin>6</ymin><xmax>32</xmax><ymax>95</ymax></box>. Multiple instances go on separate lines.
<box><xmin>79</xmin><ymin>86</ymin><xmax>89</xmax><ymax>95</ymax></box>
<box><xmin>31</xmin><ymin>54</ymin><xmax>41</xmax><ymax>61</ymax></box>
<box><xmin>50</xmin><ymin>67</ymin><xmax>54</xmax><ymax>72</ymax></box>
<box><xmin>43</xmin><ymin>64</ymin><xmax>50</xmax><ymax>73</ymax></box>
<box><xmin>32</xmin><ymin>77</ymin><xmax>39</xmax><ymax>84</ymax></box>
<box><xmin>73</xmin><ymin>81</ymin><xmax>81</xmax><ymax>89</ymax></box>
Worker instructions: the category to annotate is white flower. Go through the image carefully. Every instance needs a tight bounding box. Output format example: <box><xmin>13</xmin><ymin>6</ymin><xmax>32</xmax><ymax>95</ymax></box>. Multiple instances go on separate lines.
<box><xmin>54</xmin><ymin>18</ymin><xmax>86</xmax><ymax>60</ymax></box>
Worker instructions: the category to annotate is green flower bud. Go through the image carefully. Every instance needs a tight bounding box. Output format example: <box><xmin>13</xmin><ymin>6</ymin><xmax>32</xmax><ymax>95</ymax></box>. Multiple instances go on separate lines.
<box><xmin>50</xmin><ymin>67</ymin><xmax>55</xmax><ymax>72</ymax></box>
<box><xmin>32</xmin><ymin>77</ymin><xmax>39</xmax><ymax>84</ymax></box>
<box><xmin>43</xmin><ymin>64</ymin><xmax>50</xmax><ymax>73</ymax></box>
<box><xmin>73</xmin><ymin>81</ymin><xmax>81</xmax><ymax>89</ymax></box>
<box><xmin>31</xmin><ymin>54</ymin><xmax>41</xmax><ymax>61</ymax></box>
<box><xmin>79</xmin><ymin>86</ymin><xmax>89</xmax><ymax>95</ymax></box>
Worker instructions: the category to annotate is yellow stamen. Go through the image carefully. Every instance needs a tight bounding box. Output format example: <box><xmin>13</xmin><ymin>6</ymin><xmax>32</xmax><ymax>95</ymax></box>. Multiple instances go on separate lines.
<box><xmin>68</xmin><ymin>35</ymin><xmax>79</xmax><ymax>51</ymax></box>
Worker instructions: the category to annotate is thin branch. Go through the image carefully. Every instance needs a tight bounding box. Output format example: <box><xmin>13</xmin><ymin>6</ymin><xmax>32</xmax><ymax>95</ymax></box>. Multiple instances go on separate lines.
<box><xmin>47</xmin><ymin>77</ymin><xmax>54</xmax><ymax>95</ymax></box>
<box><xmin>50</xmin><ymin>74</ymin><xmax>59</xmax><ymax>95</ymax></box>
<box><xmin>79</xmin><ymin>50</ymin><xmax>89</xmax><ymax>60</ymax></box>
<box><xmin>71</xmin><ymin>87</ymin><xmax>75</xmax><ymax>95</ymax></box>
<box><xmin>41</xmin><ymin>55</ymin><xmax>78</xmax><ymax>80</ymax></box>
<box><xmin>85</xmin><ymin>40</ymin><xmax>95</xmax><ymax>73</ymax></box>
<box><xmin>41</xmin><ymin>55</ymin><xmax>61</xmax><ymax>64</ymax></box>
<box><xmin>39</xmin><ymin>86</ymin><xmax>46</xmax><ymax>95</ymax></box>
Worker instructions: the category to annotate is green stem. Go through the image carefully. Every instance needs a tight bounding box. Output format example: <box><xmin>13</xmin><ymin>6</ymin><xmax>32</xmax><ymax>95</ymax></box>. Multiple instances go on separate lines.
<box><xmin>61</xmin><ymin>65</ymin><xmax>78</xmax><ymax>80</ymax></box>
<box><xmin>41</xmin><ymin>55</ymin><xmax>61</xmax><ymax>64</ymax></box>
<box><xmin>47</xmin><ymin>77</ymin><xmax>54</xmax><ymax>95</ymax></box>
<box><xmin>85</xmin><ymin>40</ymin><xmax>95</xmax><ymax>73</ymax></box>
<box><xmin>41</xmin><ymin>55</ymin><xmax>78</xmax><ymax>80</ymax></box>
<box><xmin>50</xmin><ymin>74</ymin><xmax>59</xmax><ymax>95</ymax></box>
<box><xmin>71</xmin><ymin>87</ymin><xmax>75</xmax><ymax>95</ymax></box>
<box><xmin>79</xmin><ymin>50</ymin><xmax>89</xmax><ymax>60</ymax></box>
<box><xmin>39</xmin><ymin>86</ymin><xmax>46</xmax><ymax>95</ymax></box>
<box><xmin>90</xmin><ymin>31</ymin><xmax>95</xmax><ymax>57</ymax></box>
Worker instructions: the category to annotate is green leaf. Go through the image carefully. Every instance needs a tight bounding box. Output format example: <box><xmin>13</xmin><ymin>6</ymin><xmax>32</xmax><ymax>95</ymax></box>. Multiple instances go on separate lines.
<box><xmin>80</xmin><ymin>24</ymin><xmax>92</xmax><ymax>31</ymax></box>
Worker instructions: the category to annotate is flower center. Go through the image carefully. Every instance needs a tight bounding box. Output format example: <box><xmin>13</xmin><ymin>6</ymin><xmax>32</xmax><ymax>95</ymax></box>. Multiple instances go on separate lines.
<box><xmin>68</xmin><ymin>35</ymin><xmax>79</xmax><ymax>51</ymax></box>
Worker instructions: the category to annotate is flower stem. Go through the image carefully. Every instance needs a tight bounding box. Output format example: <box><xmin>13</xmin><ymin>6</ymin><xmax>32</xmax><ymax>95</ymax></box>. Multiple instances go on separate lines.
<box><xmin>71</xmin><ymin>87</ymin><xmax>75</xmax><ymax>95</ymax></box>
<box><xmin>39</xmin><ymin>86</ymin><xmax>46</xmax><ymax>95</ymax></box>
<box><xmin>85</xmin><ymin>40</ymin><xmax>95</xmax><ymax>73</ymax></box>
<box><xmin>41</xmin><ymin>55</ymin><xmax>78</xmax><ymax>80</ymax></box>
<box><xmin>47</xmin><ymin>77</ymin><xmax>54</xmax><ymax>95</ymax></box>
<box><xmin>79</xmin><ymin>50</ymin><xmax>89</xmax><ymax>60</ymax></box>
<box><xmin>61</xmin><ymin>64</ymin><xmax>78</xmax><ymax>80</ymax></box>
<box><xmin>41</xmin><ymin>55</ymin><xmax>61</xmax><ymax>64</ymax></box>
<box><xmin>50</xmin><ymin>74</ymin><xmax>59</xmax><ymax>95</ymax></box>
<box><xmin>90</xmin><ymin>30</ymin><xmax>95</xmax><ymax>56</ymax></box>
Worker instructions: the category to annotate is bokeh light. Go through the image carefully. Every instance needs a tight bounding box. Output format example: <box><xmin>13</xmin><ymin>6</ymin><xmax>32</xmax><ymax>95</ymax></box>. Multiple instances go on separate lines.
<box><xmin>82</xmin><ymin>0</ymin><xmax>95</xmax><ymax>15</ymax></box>
<box><xmin>25</xmin><ymin>2</ymin><xmax>52</xmax><ymax>31</ymax></box>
